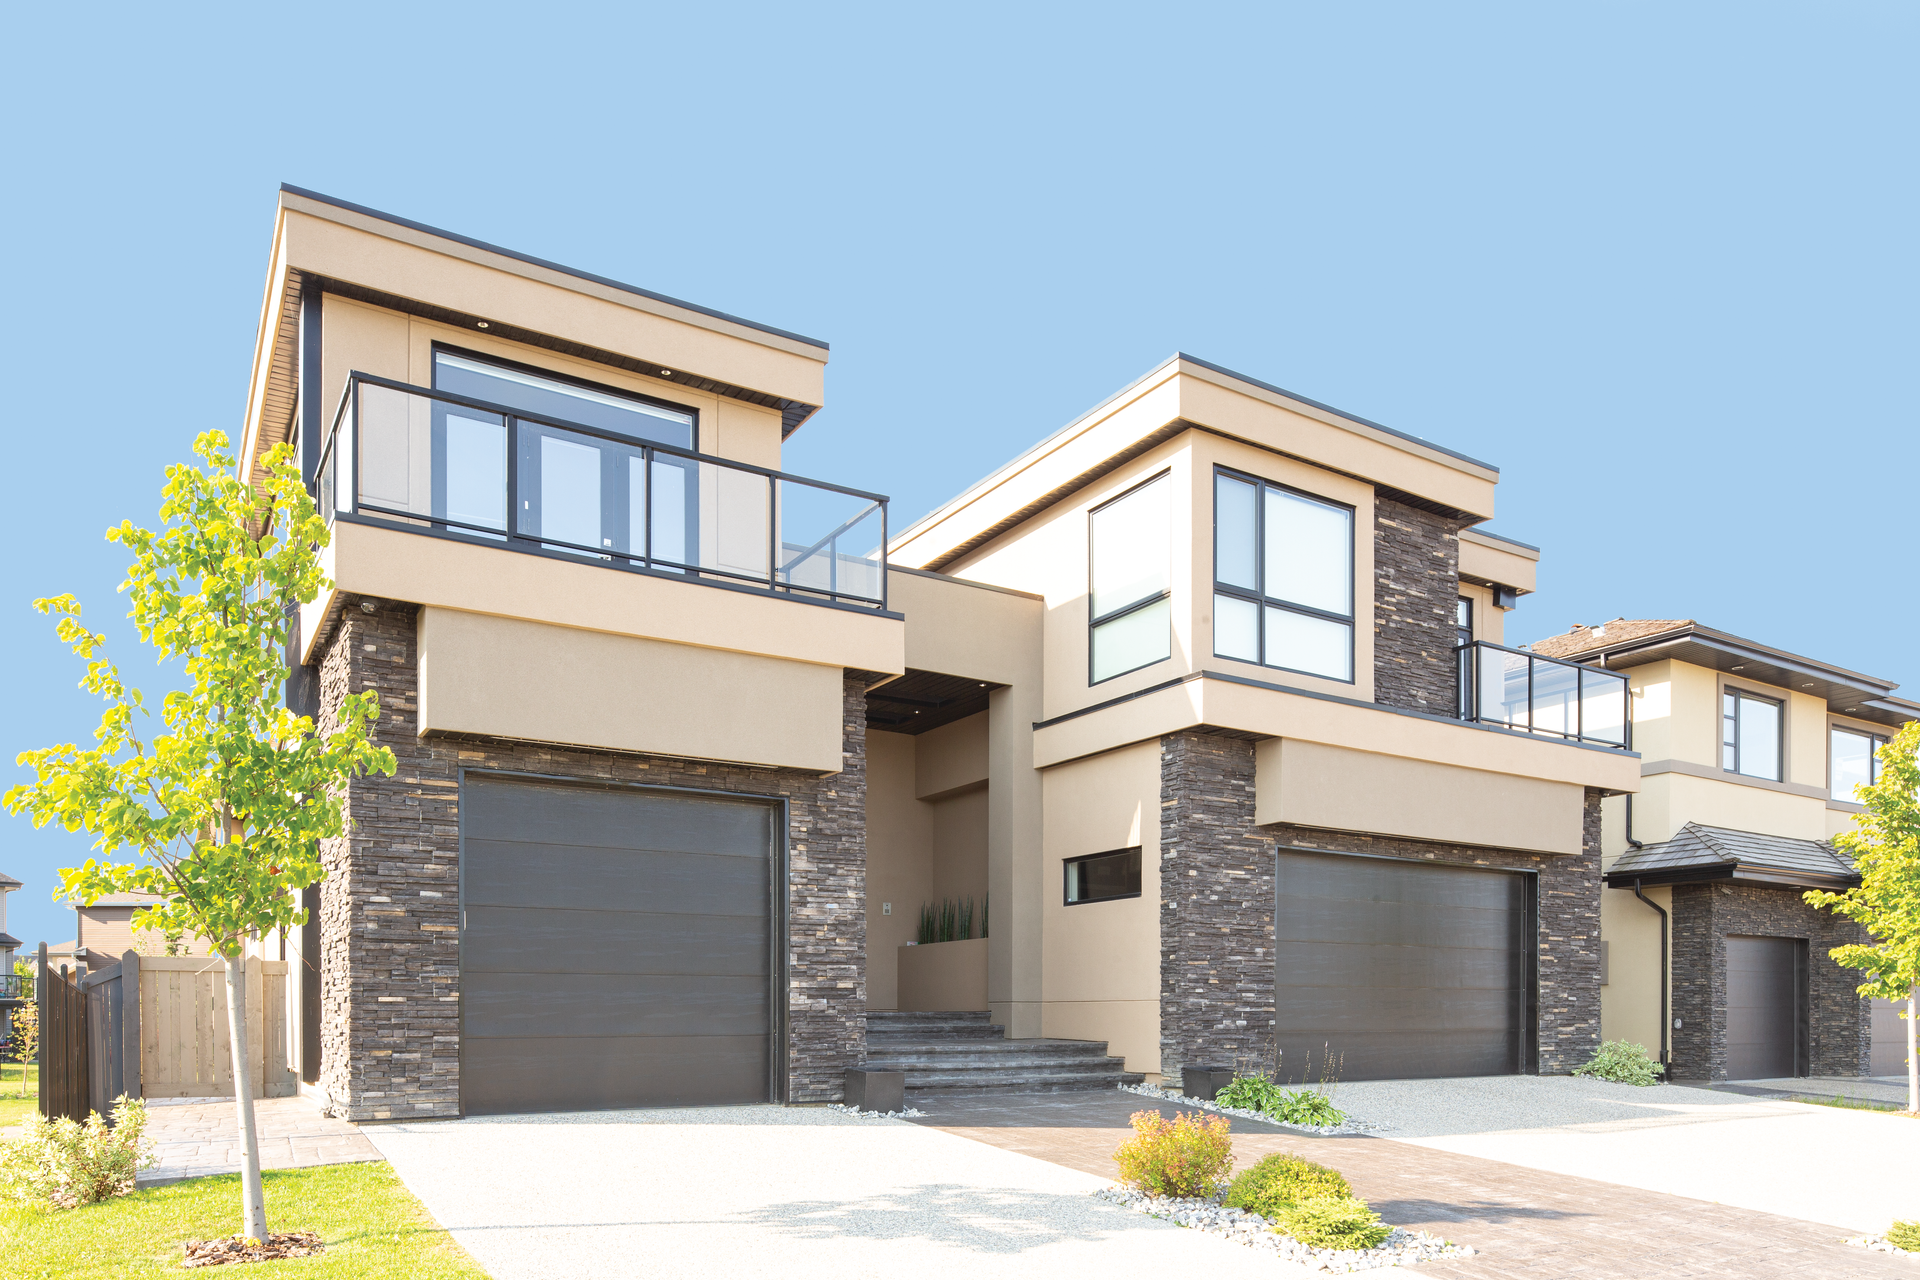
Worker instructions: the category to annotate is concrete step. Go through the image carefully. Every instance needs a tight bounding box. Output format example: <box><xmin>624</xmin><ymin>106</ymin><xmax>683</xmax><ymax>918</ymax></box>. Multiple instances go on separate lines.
<box><xmin>902</xmin><ymin>1068</ymin><xmax>1146</xmax><ymax>1095</ymax></box>
<box><xmin>864</xmin><ymin>1040</ymin><xmax>1119</xmax><ymax>1068</ymax></box>
<box><xmin>864</xmin><ymin>1010</ymin><xmax>1141</xmax><ymax>1095</ymax></box>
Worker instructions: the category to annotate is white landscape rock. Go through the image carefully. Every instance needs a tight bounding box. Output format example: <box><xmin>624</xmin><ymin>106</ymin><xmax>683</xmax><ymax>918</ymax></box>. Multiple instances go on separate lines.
<box><xmin>1094</xmin><ymin>1185</ymin><xmax>1473</xmax><ymax>1273</ymax></box>
<box><xmin>826</xmin><ymin>1102</ymin><xmax>929</xmax><ymax>1120</ymax></box>
<box><xmin>1119</xmin><ymin>1082</ymin><xmax>1390</xmax><ymax>1136</ymax></box>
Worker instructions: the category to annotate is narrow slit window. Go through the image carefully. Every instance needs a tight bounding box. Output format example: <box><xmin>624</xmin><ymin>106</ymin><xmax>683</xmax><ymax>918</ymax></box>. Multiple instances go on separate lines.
<box><xmin>1064</xmin><ymin>848</ymin><xmax>1143</xmax><ymax>905</ymax></box>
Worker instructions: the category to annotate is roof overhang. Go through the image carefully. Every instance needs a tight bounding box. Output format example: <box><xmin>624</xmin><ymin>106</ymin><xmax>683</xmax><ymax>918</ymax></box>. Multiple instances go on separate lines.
<box><xmin>1604</xmin><ymin>862</ymin><xmax>1861</xmax><ymax>891</ymax></box>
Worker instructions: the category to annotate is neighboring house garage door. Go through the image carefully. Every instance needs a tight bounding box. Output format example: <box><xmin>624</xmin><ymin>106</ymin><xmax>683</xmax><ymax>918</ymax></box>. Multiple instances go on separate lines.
<box><xmin>1725</xmin><ymin>935</ymin><xmax>1805</xmax><ymax>1080</ymax></box>
<box><xmin>1871</xmin><ymin>997</ymin><xmax>1911</xmax><ymax>1077</ymax></box>
<box><xmin>460</xmin><ymin>775</ymin><xmax>777</xmax><ymax>1115</ymax></box>
<box><xmin>1273</xmin><ymin>851</ymin><xmax>1532</xmax><ymax>1081</ymax></box>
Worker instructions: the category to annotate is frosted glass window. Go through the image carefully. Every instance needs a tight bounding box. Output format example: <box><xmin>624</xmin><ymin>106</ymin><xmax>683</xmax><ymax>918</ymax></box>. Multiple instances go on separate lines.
<box><xmin>1266</xmin><ymin>607</ymin><xmax>1351</xmax><ymax>682</ymax></box>
<box><xmin>1090</xmin><ymin>477</ymin><xmax>1169</xmax><ymax>619</ymax></box>
<box><xmin>1266</xmin><ymin>488</ymin><xmax>1351</xmax><ymax>615</ymax></box>
<box><xmin>1092</xmin><ymin>598</ymin><xmax>1171</xmax><ymax>684</ymax></box>
<box><xmin>1213</xmin><ymin>593</ymin><xmax>1260</xmax><ymax>663</ymax></box>
<box><xmin>1215</xmin><ymin>474</ymin><xmax>1257</xmax><ymax>590</ymax></box>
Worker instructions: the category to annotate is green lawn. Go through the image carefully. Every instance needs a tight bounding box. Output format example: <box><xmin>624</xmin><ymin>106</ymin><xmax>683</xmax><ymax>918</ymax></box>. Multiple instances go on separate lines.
<box><xmin>1791</xmin><ymin>1092</ymin><xmax>1904</xmax><ymax>1113</ymax></box>
<box><xmin>0</xmin><ymin>1065</ymin><xmax>38</xmax><ymax>1129</ymax></box>
<box><xmin>0</xmin><ymin>1162</ymin><xmax>487</xmax><ymax>1278</ymax></box>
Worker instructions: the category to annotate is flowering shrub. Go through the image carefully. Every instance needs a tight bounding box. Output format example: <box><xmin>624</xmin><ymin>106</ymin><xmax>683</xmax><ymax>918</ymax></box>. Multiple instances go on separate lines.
<box><xmin>1272</xmin><ymin>1196</ymin><xmax>1392</xmax><ymax>1250</ymax></box>
<box><xmin>1572</xmin><ymin>1040</ymin><xmax>1665</xmax><ymax>1086</ymax></box>
<box><xmin>1224</xmin><ymin>1152</ymin><xmax>1351</xmax><ymax>1217</ymax></box>
<box><xmin>1112</xmin><ymin>1109</ymin><xmax>1234</xmax><ymax>1198</ymax></box>
<box><xmin>1214</xmin><ymin>1076</ymin><xmax>1346</xmax><ymax>1127</ymax></box>
<box><xmin>0</xmin><ymin>1095</ymin><xmax>156</xmax><ymax>1208</ymax></box>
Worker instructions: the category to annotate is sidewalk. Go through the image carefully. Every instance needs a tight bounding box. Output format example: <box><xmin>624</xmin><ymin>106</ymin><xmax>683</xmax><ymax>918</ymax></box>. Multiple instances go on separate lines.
<box><xmin>139</xmin><ymin>1093</ymin><xmax>383</xmax><ymax>1185</ymax></box>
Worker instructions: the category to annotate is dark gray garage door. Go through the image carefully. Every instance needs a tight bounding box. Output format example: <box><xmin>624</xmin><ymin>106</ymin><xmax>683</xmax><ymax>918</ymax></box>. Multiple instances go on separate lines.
<box><xmin>1725</xmin><ymin>935</ymin><xmax>1804</xmax><ymax>1080</ymax></box>
<box><xmin>460</xmin><ymin>775</ymin><xmax>776</xmax><ymax>1115</ymax></box>
<box><xmin>1273</xmin><ymin>851</ymin><xmax>1531</xmax><ymax>1081</ymax></box>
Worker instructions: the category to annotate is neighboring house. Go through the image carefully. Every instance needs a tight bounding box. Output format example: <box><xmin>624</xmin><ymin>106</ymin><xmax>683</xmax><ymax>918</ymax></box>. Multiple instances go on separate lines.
<box><xmin>0</xmin><ymin>870</ymin><xmax>19</xmax><ymax>974</ymax></box>
<box><xmin>1528</xmin><ymin>620</ymin><xmax>1919</xmax><ymax>1081</ymax></box>
<box><xmin>241</xmin><ymin>186</ymin><xmax>1642</xmax><ymax>1123</ymax></box>
<box><xmin>52</xmin><ymin>892</ymin><xmax>212</xmax><ymax>972</ymax></box>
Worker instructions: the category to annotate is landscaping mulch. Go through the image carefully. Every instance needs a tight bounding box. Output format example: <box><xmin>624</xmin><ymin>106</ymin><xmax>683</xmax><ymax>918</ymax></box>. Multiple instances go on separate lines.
<box><xmin>182</xmin><ymin>1231</ymin><xmax>324</xmax><ymax>1267</ymax></box>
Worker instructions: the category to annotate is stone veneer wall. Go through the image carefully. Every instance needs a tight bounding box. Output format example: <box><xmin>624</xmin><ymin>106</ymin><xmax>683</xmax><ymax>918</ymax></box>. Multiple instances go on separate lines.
<box><xmin>1669</xmin><ymin>882</ymin><xmax>1868</xmax><ymax>1081</ymax></box>
<box><xmin>315</xmin><ymin>598</ymin><xmax>867</xmax><ymax>1120</ymax></box>
<box><xmin>1159</xmin><ymin>729</ymin><xmax>1604</xmax><ymax>1078</ymax></box>
<box><xmin>1372</xmin><ymin>495</ymin><xmax>1474</xmax><ymax>716</ymax></box>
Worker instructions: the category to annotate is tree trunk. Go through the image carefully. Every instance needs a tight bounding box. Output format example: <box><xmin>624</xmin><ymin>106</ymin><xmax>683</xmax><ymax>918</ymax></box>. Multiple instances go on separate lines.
<box><xmin>1907</xmin><ymin>991</ymin><xmax>1917</xmax><ymax>1116</ymax></box>
<box><xmin>224</xmin><ymin>954</ymin><xmax>267</xmax><ymax>1240</ymax></box>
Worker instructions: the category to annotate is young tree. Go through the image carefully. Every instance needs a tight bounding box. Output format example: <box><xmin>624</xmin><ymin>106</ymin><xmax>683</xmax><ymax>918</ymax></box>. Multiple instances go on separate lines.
<box><xmin>4</xmin><ymin>432</ymin><xmax>394</xmax><ymax>1239</ymax></box>
<box><xmin>1805</xmin><ymin>720</ymin><xmax>1920</xmax><ymax>1113</ymax></box>
<box><xmin>8</xmin><ymin>1002</ymin><xmax>36</xmax><ymax>1097</ymax></box>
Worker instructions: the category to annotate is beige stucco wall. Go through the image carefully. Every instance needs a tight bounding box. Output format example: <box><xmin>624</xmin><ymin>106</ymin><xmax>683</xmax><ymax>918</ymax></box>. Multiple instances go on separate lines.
<box><xmin>916</xmin><ymin>712</ymin><xmax>989</xmax><ymax>799</ymax></box>
<box><xmin>417</xmin><ymin>607</ymin><xmax>846</xmax><ymax>772</ymax></box>
<box><xmin>890</xmin><ymin>570</ymin><xmax>1044</xmax><ymax>688</ymax></box>
<box><xmin>866</xmin><ymin>730</ymin><xmax>933</xmax><ymax>1010</ymax></box>
<box><xmin>931</xmin><ymin>787</ymin><xmax>989</xmax><ymax>904</ymax></box>
<box><xmin>1256</xmin><ymin>739</ymin><xmax>1587</xmax><ymax>856</ymax></box>
<box><xmin>897</xmin><ymin>938</ymin><xmax>988</xmax><ymax>1012</ymax></box>
<box><xmin>1458</xmin><ymin>530</ymin><xmax>1538</xmax><ymax>595</ymax></box>
<box><xmin>307</xmin><ymin>519</ymin><xmax>904</xmax><ymax>676</ymax></box>
<box><xmin>1599</xmin><ymin>881</ymin><xmax>1671</xmax><ymax>1053</ymax></box>
<box><xmin>1039</xmin><ymin>741</ymin><xmax>1161</xmax><ymax>1074</ymax></box>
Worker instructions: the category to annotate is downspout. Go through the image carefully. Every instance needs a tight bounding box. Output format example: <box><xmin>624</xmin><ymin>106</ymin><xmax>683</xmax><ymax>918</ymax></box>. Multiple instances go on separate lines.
<box><xmin>1633</xmin><ymin>877</ymin><xmax>1669</xmax><ymax>1071</ymax></box>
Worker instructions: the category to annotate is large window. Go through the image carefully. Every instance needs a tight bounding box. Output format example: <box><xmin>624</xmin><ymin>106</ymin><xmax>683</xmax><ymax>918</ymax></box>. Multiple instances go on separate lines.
<box><xmin>1212</xmin><ymin>469</ymin><xmax>1354</xmax><ymax>682</ymax></box>
<box><xmin>1722</xmin><ymin>688</ymin><xmax>1783</xmax><ymax>781</ymax></box>
<box><xmin>1831</xmin><ymin>726</ymin><xmax>1889</xmax><ymax>801</ymax></box>
<box><xmin>433</xmin><ymin>349</ymin><xmax>695</xmax><ymax>449</ymax></box>
<box><xmin>1088</xmin><ymin>475</ymin><xmax>1171</xmax><ymax>684</ymax></box>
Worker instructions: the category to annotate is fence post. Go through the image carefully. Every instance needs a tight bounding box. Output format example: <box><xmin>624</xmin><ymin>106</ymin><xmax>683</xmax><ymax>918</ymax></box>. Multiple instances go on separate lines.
<box><xmin>121</xmin><ymin>950</ymin><xmax>142</xmax><ymax>1101</ymax></box>
<box><xmin>35</xmin><ymin>942</ymin><xmax>47</xmax><ymax>1122</ymax></box>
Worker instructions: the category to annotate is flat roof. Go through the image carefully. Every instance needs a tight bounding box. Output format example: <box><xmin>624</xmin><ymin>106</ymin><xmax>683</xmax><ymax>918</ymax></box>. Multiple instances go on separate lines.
<box><xmin>279</xmin><ymin>185</ymin><xmax>829</xmax><ymax>351</ymax></box>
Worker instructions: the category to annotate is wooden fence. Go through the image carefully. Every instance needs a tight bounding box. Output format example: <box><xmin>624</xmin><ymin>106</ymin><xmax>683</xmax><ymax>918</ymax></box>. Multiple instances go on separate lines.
<box><xmin>36</xmin><ymin>943</ymin><xmax>89</xmax><ymax>1123</ymax></box>
<box><xmin>139</xmin><ymin>955</ymin><xmax>294</xmax><ymax>1099</ymax></box>
<box><xmin>79</xmin><ymin>956</ymin><xmax>141</xmax><ymax>1117</ymax></box>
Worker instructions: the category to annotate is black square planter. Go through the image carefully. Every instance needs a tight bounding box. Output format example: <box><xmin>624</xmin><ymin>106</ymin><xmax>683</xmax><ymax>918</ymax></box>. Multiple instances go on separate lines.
<box><xmin>1181</xmin><ymin>1065</ymin><xmax>1235</xmax><ymax>1101</ymax></box>
<box><xmin>844</xmin><ymin>1068</ymin><xmax>905</xmax><ymax>1114</ymax></box>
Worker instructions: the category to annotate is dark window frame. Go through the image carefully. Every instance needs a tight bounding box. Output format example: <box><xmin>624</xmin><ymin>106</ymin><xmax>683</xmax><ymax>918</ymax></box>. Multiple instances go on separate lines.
<box><xmin>1210</xmin><ymin>465</ymin><xmax>1357</xmax><ymax>684</ymax></box>
<box><xmin>1722</xmin><ymin>686</ymin><xmax>1785</xmax><ymax>781</ymax></box>
<box><xmin>431</xmin><ymin>342</ymin><xmax>701</xmax><ymax>450</ymax></box>
<box><xmin>1086</xmin><ymin>471</ymin><xmax>1173</xmax><ymax>688</ymax></box>
<box><xmin>1063</xmin><ymin>847</ymin><xmax>1144</xmax><ymax>906</ymax></box>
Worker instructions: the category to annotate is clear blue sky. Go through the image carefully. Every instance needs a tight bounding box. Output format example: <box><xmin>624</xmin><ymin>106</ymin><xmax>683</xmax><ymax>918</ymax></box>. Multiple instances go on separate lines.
<box><xmin>2</xmin><ymin>4</ymin><xmax>1913</xmax><ymax>952</ymax></box>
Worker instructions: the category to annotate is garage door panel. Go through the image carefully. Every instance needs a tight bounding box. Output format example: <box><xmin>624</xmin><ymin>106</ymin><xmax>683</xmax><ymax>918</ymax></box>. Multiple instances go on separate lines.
<box><xmin>463</xmin><ymin>905</ymin><xmax>768</xmax><ymax>977</ymax></box>
<box><xmin>464</xmin><ymin>779</ymin><xmax>772</xmax><ymax>855</ymax></box>
<box><xmin>463</xmin><ymin>840</ymin><xmax>768</xmax><ymax>914</ymax></box>
<box><xmin>461</xmin><ymin>776</ymin><xmax>776</xmax><ymax>1114</ymax></box>
<box><xmin>462</xmin><ymin>1036</ymin><xmax>769</xmax><ymax>1113</ymax></box>
<box><xmin>1872</xmin><ymin>998</ymin><xmax>1910</xmax><ymax>1076</ymax></box>
<box><xmin>1275</xmin><ymin>851</ymin><xmax>1529</xmax><ymax>1081</ymax></box>
<box><xmin>1726</xmin><ymin>935</ymin><xmax>1800</xmax><ymax>1080</ymax></box>
<box><xmin>465</xmin><ymin>973</ymin><xmax>769</xmax><ymax>1039</ymax></box>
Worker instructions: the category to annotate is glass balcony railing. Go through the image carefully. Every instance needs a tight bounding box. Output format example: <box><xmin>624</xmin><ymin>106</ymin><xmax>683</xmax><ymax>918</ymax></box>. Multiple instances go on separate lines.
<box><xmin>1457</xmin><ymin>640</ymin><xmax>1630</xmax><ymax>748</ymax></box>
<box><xmin>0</xmin><ymin>972</ymin><xmax>27</xmax><ymax>1001</ymax></box>
<box><xmin>316</xmin><ymin>373</ymin><xmax>888</xmax><ymax>609</ymax></box>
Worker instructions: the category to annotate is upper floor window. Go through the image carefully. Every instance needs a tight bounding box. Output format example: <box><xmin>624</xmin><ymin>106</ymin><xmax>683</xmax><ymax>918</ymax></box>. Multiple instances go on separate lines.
<box><xmin>1456</xmin><ymin>597</ymin><xmax>1473</xmax><ymax>649</ymax></box>
<box><xmin>1088</xmin><ymin>474</ymin><xmax>1170</xmax><ymax>684</ymax></box>
<box><xmin>433</xmin><ymin>349</ymin><xmax>695</xmax><ymax>449</ymax></box>
<box><xmin>1212</xmin><ymin>469</ymin><xmax>1353</xmax><ymax>682</ymax></box>
<box><xmin>1722</xmin><ymin>688</ymin><xmax>1782</xmax><ymax>781</ymax></box>
<box><xmin>1831</xmin><ymin>726</ymin><xmax>1888</xmax><ymax>801</ymax></box>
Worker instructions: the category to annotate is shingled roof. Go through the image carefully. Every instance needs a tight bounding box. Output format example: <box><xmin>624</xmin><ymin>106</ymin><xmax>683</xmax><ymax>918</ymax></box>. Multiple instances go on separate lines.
<box><xmin>1530</xmin><ymin>619</ymin><xmax>1692</xmax><ymax>659</ymax></box>
<box><xmin>1605</xmin><ymin>822</ymin><xmax>1859</xmax><ymax>889</ymax></box>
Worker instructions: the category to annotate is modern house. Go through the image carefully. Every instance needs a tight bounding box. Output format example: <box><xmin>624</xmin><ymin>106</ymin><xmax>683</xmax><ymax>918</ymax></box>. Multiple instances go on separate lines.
<box><xmin>50</xmin><ymin>892</ymin><xmax>211</xmax><ymax>972</ymax></box>
<box><xmin>1529</xmin><ymin>620</ymin><xmax>1919</xmax><ymax>1081</ymax></box>
<box><xmin>0</xmin><ymin>871</ymin><xmax>18</xmax><ymax>974</ymax></box>
<box><xmin>239</xmin><ymin>186</ymin><xmax>1644</xmax><ymax>1122</ymax></box>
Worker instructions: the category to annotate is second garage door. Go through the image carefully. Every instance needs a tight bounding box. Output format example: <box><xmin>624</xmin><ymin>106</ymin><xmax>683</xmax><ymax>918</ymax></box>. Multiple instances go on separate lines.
<box><xmin>460</xmin><ymin>775</ymin><xmax>778</xmax><ymax>1115</ymax></box>
<box><xmin>1273</xmin><ymin>851</ymin><xmax>1532</xmax><ymax>1081</ymax></box>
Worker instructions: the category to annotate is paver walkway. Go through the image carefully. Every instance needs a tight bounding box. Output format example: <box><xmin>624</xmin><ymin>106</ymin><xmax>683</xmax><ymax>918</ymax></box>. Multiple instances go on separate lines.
<box><xmin>909</xmin><ymin>1090</ymin><xmax>1913</xmax><ymax>1279</ymax></box>
<box><xmin>139</xmin><ymin>1094</ymin><xmax>382</xmax><ymax>1185</ymax></box>
<box><xmin>1715</xmin><ymin>1074</ymin><xmax>1913</xmax><ymax>1107</ymax></box>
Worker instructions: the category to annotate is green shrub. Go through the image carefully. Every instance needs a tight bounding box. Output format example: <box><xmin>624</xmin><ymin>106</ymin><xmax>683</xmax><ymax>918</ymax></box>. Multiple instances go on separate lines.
<box><xmin>1223</xmin><ymin>1152</ymin><xmax>1351</xmax><ymax>1217</ymax></box>
<box><xmin>1572</xmin><ymin>1040</ymin><xmax>1665</xmax><ymax>1086</ymax></box>
<box><xmin>0</xmin><ymin>1095</ymin><xmax>155</xmax><ymax>1208</ymax></box>
<box><xmin>1273</xmin><ymin>1196</ymin><xmax>1392</xmax><ymax>1250</ymax></box>
<box><xmin>1888</xmin><ymin>1220</ymin><xmax>1920</xmax><ymax>1251</ymax></box>
<box><xmin>1214</xmin><ymin>1075</ymin><xmax>1346</xmax><ymax>1126</ymax></box>
<box><xmin>1112</xmin><ymin>1109</ymin><xmax>1234</xmax><ymax>1198</ymax></box>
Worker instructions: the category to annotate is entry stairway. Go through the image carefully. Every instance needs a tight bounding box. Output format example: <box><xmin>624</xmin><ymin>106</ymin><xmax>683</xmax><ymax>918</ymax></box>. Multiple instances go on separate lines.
<box><xmin>864</xmin><ymin>1011</ymin><xmax>1145</xmax><ymax>1094</ymax></box>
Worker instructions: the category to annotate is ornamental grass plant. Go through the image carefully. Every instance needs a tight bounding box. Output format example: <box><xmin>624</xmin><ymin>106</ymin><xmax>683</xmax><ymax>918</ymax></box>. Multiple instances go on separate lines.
<box><xmin>1214</xmin><ymin>1074</ymin><xmax>1347</xmax><ymax>1126</ymax></box>
<box><xmin>1112</xmin><ymin>1109</ymin><xmax>1234</xmax><ymax>1198</ymax></box>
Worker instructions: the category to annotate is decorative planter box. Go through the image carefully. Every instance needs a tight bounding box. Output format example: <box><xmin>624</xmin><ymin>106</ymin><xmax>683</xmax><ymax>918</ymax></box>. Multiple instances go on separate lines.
<box><xmin>896</xmin><ymin>937</ymin><xmax>988</xmax><ymax>1012</ymax></box>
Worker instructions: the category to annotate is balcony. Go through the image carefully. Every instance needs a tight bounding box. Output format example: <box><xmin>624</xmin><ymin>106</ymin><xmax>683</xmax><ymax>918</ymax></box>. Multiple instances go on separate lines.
<box><xmin>317</xmin><ymin>373</ymin><xmax>889</xmax><ymax>610</ymax></box>
<box><xmin>1457</xmin><ymin>640</ymin><xmax>1631</xmax><ymax>748</ymax></box>
<box><xmin>0</xmin><ymin>972</ymin><xmax>26</xmax><ymax>1002</ymax></box>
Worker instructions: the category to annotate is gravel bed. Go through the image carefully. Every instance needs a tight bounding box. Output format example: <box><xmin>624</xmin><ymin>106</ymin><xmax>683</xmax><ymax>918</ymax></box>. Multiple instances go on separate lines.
<box><xmin>1094</xmin><ymin>1185</ymin><xmax>1472</xmax><ymax>1272</ymax></box>
<box><xmin>1845</xmin><ymin>1234</ymin><xmax>1919</xmax><ymax>1258</ymax></box>
<box><xmin>1121</xmin><ymin>1082</ymin><xmax>1390</xmax><ymax>1135</ymax></box>
<box><xmin>826</xmin><ymin>1102</ymin><xmax>928</xmax><ymax>1120</ymax></box>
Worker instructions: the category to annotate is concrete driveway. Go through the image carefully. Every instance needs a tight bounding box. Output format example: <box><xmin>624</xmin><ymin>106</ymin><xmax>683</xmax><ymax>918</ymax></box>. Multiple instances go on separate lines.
<box><xmin>362</xmin><ymin>1106</ymin><xmax>1327</xmax><ymax>1280</ymax></box>
<box><xmin>1328</xmin><ymin>1075</ymin><xmax>1920</xmax><ymax>1234</ymax></box>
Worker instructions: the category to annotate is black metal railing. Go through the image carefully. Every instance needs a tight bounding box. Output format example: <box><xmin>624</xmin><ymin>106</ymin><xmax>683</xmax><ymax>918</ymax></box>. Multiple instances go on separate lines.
<box><xmin>1457</xmin><ymin>640</ymin><xmax>1631</xmax><ymax>748</ymax></box>
<box><xmin>0</xmin><ymin>972</ymin><xmax>26</xmax><ymax>1001</ymax></box>
<box><xmin>317</xmin><ymin>372</ymin><xmax>889</xmax><ymax>610</ymax></box>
